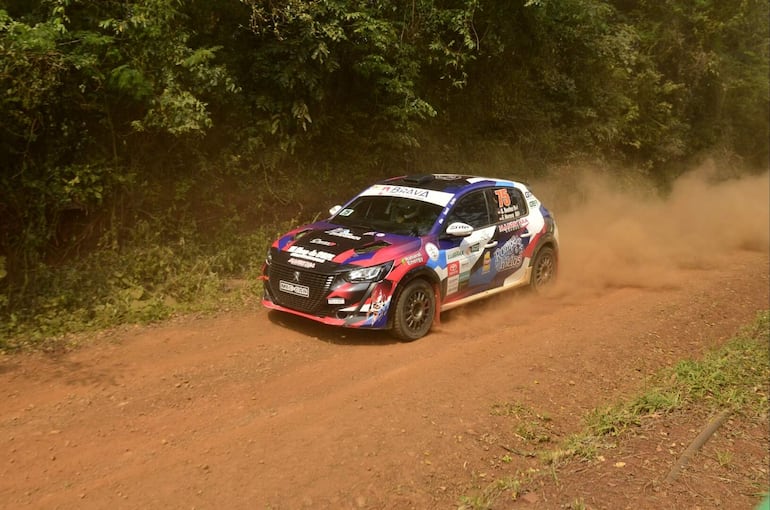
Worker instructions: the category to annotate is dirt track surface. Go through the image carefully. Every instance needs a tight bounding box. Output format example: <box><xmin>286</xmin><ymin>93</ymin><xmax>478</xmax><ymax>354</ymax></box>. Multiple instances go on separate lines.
<box><xmin>1</xmin><ymin>169</ymin><xmax>769</xmax><ymax>509</ymax></box>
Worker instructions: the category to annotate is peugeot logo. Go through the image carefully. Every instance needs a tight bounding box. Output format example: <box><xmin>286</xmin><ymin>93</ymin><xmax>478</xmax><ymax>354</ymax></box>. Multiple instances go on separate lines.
<box><xmin>293</xmin><ymin>271</ymin><xmax>301</xmax><ymax>282</ymax></box>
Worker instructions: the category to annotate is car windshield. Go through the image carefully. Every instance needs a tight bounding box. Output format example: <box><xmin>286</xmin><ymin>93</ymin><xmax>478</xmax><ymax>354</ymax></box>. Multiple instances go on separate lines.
<box><xmin>332</xmin><ymin>196</ymin><xmax>443</xmax><ymax>236</ymax></box>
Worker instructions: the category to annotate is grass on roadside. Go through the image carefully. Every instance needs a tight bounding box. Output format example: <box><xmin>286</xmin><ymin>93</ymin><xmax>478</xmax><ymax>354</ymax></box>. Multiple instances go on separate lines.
<box><xmin>0</xmin><ymin>224</ymin><xmax>281</xmax><ymax>352</ymax></box>
<box><xmin>459</xmin><ymin>310</ymin><xmax>770</xmax><ymax>509</ymax></box>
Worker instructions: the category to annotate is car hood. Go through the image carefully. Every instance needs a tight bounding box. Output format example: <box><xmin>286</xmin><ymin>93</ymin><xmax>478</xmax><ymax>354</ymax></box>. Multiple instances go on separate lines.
<box><xmin>273</xmin><ymin>222</ymin><xmax>423</xmax><ymax>271</ymax></box>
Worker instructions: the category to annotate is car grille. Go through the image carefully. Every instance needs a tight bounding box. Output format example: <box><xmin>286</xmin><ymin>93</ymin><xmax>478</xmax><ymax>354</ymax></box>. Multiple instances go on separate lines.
<box><xmin>268</xmin><ymin>263</ymin><xmax>335</xmax><ymax>314</ymax></box>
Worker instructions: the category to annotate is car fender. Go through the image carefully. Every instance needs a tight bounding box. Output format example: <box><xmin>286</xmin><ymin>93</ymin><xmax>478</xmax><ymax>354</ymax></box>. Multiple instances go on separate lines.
<box><xmin>529</xmin><ymin>232</ymin><xmax>559</xmax><ymax>267</ymax></box>
<box><xmin>387</xmin><ymin>265</ymin><xmax>442</xmax><ymax>328</ymax></box>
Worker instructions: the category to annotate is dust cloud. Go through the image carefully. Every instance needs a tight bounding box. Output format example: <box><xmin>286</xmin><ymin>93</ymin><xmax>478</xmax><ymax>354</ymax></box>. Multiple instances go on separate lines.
<box><xmin>534</xmin><ymin>162</ymin><xmax>770</xmax><ymax>294</ymax></box>
<box><xmin>439</xmin><ymin>162</ymin><xmax>768</xmax><ymax>334</ymax></box>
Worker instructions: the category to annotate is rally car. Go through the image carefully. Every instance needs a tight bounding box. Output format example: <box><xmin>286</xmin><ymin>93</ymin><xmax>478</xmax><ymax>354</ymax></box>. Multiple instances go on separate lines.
<box><xmin>262</xmin><ymin>174</ymin><xmax>559</xmax><ymax>340</ymax></box>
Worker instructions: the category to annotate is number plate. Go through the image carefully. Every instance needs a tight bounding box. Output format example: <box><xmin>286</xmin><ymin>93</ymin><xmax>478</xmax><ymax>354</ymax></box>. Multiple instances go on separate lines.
<box><xmin>279</xmin><ymin>280</ymin><xmax>310</xmax><ymax>298</ymax></box>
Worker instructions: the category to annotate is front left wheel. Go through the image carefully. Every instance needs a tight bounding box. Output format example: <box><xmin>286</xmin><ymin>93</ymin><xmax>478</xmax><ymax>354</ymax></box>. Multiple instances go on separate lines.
<box><xmin>392</xmin><ymin>279</ymin><xmax>435</xmax><ymax>341</ymax></box>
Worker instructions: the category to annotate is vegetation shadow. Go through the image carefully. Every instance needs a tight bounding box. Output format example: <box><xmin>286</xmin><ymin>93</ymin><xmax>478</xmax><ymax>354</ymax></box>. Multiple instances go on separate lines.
<box><xmin>0</xmin><ymin>358</ymin><xmax>19</xmax><ymax>376</ymax></box>
<box><xmin>42</xmin><ymin>351</ymin><xmax>121</xmax><ymax>387</ymax></box>
<box><xmin>0</xmin><ymin>350</ymin><xmax>120</xmax><ymax>387</ymax></box>
<box><xmin>266</xmin><ymin>310</ymin><xmax>399</xmax><ymax>346</ymax></box>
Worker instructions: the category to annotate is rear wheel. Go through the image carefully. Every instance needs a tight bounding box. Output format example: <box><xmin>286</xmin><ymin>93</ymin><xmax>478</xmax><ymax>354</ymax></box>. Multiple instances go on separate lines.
<box><xmin>392</xmin><ymin>279</ymin><xmax>435</xmax><ymax>341</ymax></box>
<box><xmin>530</xmin><ymin>246</ymin><xmax>556</xmax><ymax>291</ymax></box>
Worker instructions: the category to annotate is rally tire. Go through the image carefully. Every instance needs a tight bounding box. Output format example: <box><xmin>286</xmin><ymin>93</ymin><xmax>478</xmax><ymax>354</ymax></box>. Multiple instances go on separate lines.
<box><xmin>530</xmin><ymin>246</ymin><xmax>556</xmax><ymax>291</ymax></box>
<box><xmin>392</xmin><ymin>279</ymin><xmax>435</xmax><ymax>341</ymax></box>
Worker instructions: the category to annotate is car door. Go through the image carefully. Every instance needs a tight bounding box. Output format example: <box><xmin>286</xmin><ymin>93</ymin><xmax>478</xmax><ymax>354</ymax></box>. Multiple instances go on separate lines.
<box><xmin>485</xmin><ymin>185</ymin><xmax>532</xmax><ymax>288</ymax></box>
<box><xmin>438</xmin><ymin>189</ymin><xmax>498</xmax><ymax>301</ymax></box>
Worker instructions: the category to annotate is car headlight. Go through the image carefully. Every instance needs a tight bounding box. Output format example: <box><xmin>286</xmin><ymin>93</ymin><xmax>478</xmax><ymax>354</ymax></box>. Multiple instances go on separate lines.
<box><xmin>344</xmin><ymin>262</ymin><xmax>392</xmax><ymax>283</ymax></box>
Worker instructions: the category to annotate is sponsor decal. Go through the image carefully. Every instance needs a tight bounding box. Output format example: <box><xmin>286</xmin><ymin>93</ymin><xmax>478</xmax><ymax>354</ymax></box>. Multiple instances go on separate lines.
<box><xmin>327</xmin><ymin>297</ymin><xmax>345</xmax><ymax>305</ymax></box>
<box><xmin>459</xmin><ymin>257</ymin><xmax>472</xmax><ymax>281</ymax></box>
<box><xmin>494</xmin><ymin>236</ymin><xmax>525</xmax><ymax>272</ymax></box>
<box><xmin>483</xmin><ymin>252</ymin><xmax>491</xmax><ymax>273</ymax></box>
<box><xmin>498</xmin><ymin>205</ymin><xmax>520</xmax><ymax>221</ymax></box>
<box><xmin>362</xmin><ymin>281</ymin><xmax>394</xmax><ymax>327</ymax></box>
<box><xmin>498</xmin><ymin>218</ymin><xmax>529</xmax><ymax>233</ymax></box>
<box><xmin>449</xmin><ymin>243</ymin><xmax>481</xmax><ymax>260</ymax></box>
<box><xmin>339</xmin><ymin>208</ymin><xmax>354</xmax><ymax>216</ymax></box>
<box><xmin>325</xmin><ymin>227</ymin><xmax>361</xmax><ymax>240</ymax></box>
<box><xmin>425</xmin><ymin>242</ymin><xmax>439</xmax><ymax>261</ymax></box>
<box><xmin>524</xmin><ymin>190</ymin><xmax>532</xmax><ymax>198</ymax></box>
<box><xmin>287</xmin><ymin>245</ymin><xmax>335</xmax><ymax>263</ymax></box>
<box><xmin>446</xmin><ymin>258</ymin><xmax>471</xmax><ymax>294</ymax></box>
<box><xmin>529</xmin><ymin>200</ymin><xmax>538</xmax><ymax>207</ymax></box>
<box><xmin>379</xmin><ymin>185</ymin><xmax>429</xmax><ymax>198</ymax></box>
<box><xmin>401</xmin><ymin>252</ymin><xmax>424</xmax><ymax>266</ymax></box>
<box><xmin>288</xmin><ymin>257</ymin><xmax>316</xmax><ymax>268</ymax></box>
<box><xmin>310</xmin><ymin>238</ymin><xmax>336</xmax><ymax>247</ymax></box>
<box><xmin>366</xmin><ymin>288</ymin><xmax>388</xmax><ymax>321</ymax></box>
<box><xmin>279</xmin><ymin>280</ymin><xmax>310</xmax><ymax>297</ymax></box>
<box><xmin>360</xmin><ymin>184</ymin><xmax>454</xmax><ymax>206</ymax></box>
<box><xmin>447</xmin><ymin>248</ymin><xmax>464</xmax><ymax>260</ymax></box>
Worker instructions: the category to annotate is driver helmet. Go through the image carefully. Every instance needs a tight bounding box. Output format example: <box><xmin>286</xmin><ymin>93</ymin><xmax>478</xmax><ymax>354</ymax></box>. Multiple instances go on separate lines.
<box><xmin>395</xmin><ymin>201</ymin><xmax>419</xmax><ymax>222</ymax></box>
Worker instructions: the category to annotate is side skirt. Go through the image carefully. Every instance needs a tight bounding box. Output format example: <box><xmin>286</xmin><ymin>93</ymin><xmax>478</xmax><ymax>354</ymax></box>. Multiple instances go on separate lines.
<box><xmin>439</xmin><ymin>267</ymin><xmax>532</xmax><ymax>312</ymax></box>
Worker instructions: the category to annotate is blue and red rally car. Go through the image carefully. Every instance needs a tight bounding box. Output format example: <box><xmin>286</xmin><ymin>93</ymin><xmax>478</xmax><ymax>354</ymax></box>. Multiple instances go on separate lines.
<box><xmin>262</xmin><ymin>174</ymin><xmax>559</xmax><ymax>340</ymax></box>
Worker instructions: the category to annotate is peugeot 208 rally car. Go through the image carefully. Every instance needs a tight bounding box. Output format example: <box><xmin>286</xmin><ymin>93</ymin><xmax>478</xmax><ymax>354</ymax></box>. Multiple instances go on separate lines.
<box><xmin>262</xmin><ymin>174</ymin><xmax>559</xmax><ymax>340</ymax></box>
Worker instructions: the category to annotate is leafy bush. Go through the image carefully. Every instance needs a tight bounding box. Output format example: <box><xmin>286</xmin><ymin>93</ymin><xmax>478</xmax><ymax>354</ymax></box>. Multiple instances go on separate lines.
<box><xmin>0</xmin><ymin>221</ymin><xmax>273</xmax><ymax>351</ymax></box>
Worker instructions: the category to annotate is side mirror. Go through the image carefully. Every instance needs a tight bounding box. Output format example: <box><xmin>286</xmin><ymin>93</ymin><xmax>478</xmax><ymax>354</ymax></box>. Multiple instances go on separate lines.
<box><xmin>445</xmin><ymin>222</ymin><xmax>474</xmax><ymax>237</ymax></box>
<box><xmin>329</xmin><ymin>205</ymin><xmax>342</xmax><ymax>217</ymax></box>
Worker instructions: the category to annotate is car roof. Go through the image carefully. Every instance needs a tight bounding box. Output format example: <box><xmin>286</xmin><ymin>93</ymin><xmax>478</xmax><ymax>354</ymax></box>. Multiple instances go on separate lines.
<box><xmin>381</xmin><ymin>174</ymin><xmax>522</xmax><ymax>195</ymax></box>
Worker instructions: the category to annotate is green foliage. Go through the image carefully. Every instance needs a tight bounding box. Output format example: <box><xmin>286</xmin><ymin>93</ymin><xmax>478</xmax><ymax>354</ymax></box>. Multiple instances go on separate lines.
<box><xmin>0</xmin><ymin>0</ymin><xmax>240</xmax><ymax>293</ymax></box>
<box><xmin>458</xmin><ymin>475</ymin><xmax>524</xmax><ymax>510</ymax></box>
<box><xmin>239</xmin><ymin>0</ymin><xmax>479</xmax><ymax>150</ymax></box>
<box><xmin>0</xmin><ymin>0</ymin><xmax>767</xmax><ymax>346</ymax></box>
<box><xmin>491</xmin><ymin>401</ymin><xmax>553</xmax><ymax>443</ymax></box>
<box><xmin>534</xmin><ymin>310</ymin><xmax>770</xmax><ymax>467</ymax></box>
<box><xmin>576</xmin><ymin>310</ymin><xmax>769</xmax><ymax>450</ymax></box>
<box><xmin>0</xmin><ymin>220</ymin><xmax>272</xmax><ymax>351</ymax></box>
<box><xmin>461</xmin><ymin>311</ymin><xmax>770</xmax><ymax>508</ymax></box>
<box><xmin>439</xmin><ymin>0</ymin><xmax>768</xmax><ymax>168</ymax></box>
<box><xmin>667</xmin><ymin>312</ymin><xmax>770</xmax><ymax>414</ymax></box>
<box><xmin>614</xmin><ymin>0</ymin><xmax>770</xmax><ymax>166</ymax></box>
<box><xmin>0</xmin><ymin>257</ymin><xmax>6</xmax><ymax>312</ymax></box>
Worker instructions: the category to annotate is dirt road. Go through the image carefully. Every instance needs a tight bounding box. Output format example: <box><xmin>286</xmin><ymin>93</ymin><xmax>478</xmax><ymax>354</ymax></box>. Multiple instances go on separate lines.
<box><xmin>1</xmin><ymin>169</ymin><xmax>768</xmax><ymax>509</ymax></box>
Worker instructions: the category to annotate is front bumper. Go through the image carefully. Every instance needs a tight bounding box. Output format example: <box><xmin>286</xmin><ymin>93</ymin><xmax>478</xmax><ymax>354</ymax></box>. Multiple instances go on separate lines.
<box><xmin>262</xmin><ymin>264</ymin><xmax>394</xmax><ymax>329</ymax></box>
